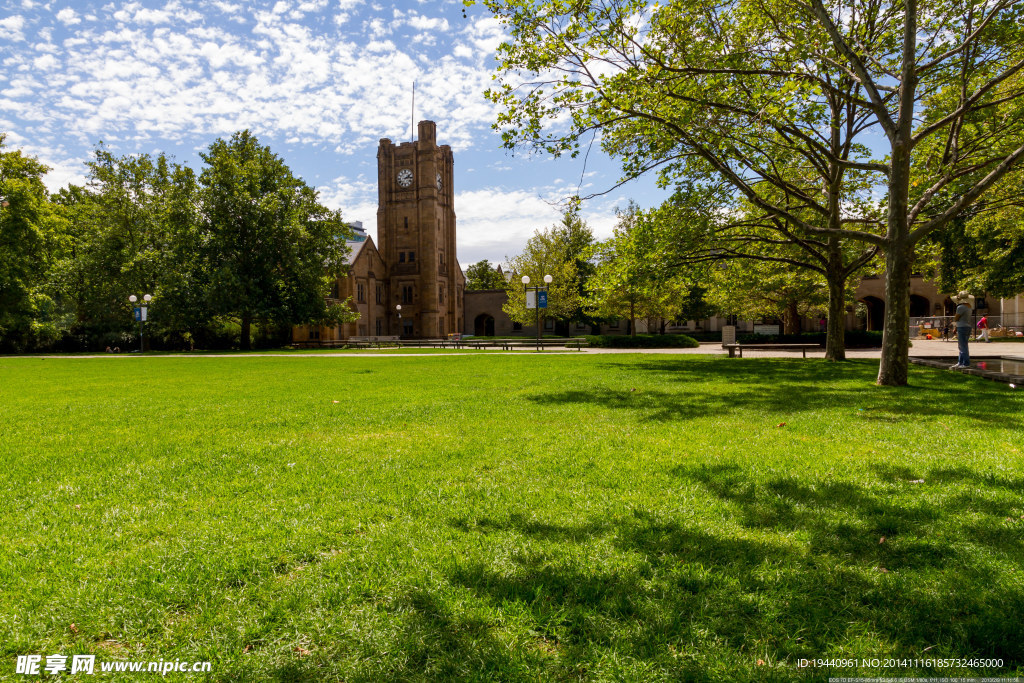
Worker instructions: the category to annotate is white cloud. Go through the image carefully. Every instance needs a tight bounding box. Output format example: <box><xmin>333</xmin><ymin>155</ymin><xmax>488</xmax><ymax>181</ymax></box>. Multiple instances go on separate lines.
<box><xmin>56</xmin><ymin>8</ymin><xmax>81</xmax><ymax>25</ymax></box>
<box><xmin>0</xmin><ymin>15</ymin><xmax>27</xmax><ymax>41</ymax></box>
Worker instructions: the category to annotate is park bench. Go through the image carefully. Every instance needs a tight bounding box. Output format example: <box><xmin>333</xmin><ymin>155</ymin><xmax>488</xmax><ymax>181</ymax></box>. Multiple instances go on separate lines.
<box><xmin>723</xmin><ymin>343</ymin><xmax>821</xmax><ymax>358</ymax></box>
<box><xmin>346</xmin><ymin>336</ymin><xmax>400</xmax><ymax>348</ymax></box>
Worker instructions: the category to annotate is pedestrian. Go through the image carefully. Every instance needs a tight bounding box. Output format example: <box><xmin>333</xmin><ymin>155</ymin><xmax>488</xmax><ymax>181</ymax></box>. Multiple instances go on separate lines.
<box><xmin>977</xmin><ymin>314</ymin><xmax>990</xmax><ymax>342</ymax></box>
<box><xmin>951</xmin><ymin>292</ymin><xmax>972</xmax><ymax>369</ymax></box>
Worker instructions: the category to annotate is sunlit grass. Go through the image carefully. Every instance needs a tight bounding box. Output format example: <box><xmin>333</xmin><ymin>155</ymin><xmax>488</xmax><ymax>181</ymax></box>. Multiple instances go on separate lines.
<box><xmin>1</xmin><ymin>355</ymin><xmax>1021</xmax><ymax>681</ymax></box>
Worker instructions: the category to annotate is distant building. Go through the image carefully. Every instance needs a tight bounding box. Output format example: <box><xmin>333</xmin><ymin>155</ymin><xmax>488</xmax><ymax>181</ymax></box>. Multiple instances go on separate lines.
<box><xmin>293</xmin><ymin>121</ymin><xmax>466</xmax><ymax>342</ymax></box>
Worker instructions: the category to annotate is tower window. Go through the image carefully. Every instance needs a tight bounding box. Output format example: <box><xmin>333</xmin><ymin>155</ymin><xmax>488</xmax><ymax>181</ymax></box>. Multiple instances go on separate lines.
<box><xmin>376</xmin><ymin>285</ymin><xmax>383</xmax><ymax>304</ymax></box>
<box><xmin>357</xmin><ymin>283</ymin><xmax>365</xmax><ymax>303</ymax></box>
<box><xmin>402</xmin><ymin>285</ymin><xmax>413</xmax><ymax>304</ymax></box>
<box><xmin>404</xmin><ymin>216</ymin><xmax>408</xmax><ymax>229</ymax></box>
<box><xmin>408</xmin><ymin>251</ymin><xmax>415</xmax><ymax>262</ymax></box>
<box><xmin>399</xmin><ymin>252</ymin><xmax>406</xmax><ymax>263</ymax></box>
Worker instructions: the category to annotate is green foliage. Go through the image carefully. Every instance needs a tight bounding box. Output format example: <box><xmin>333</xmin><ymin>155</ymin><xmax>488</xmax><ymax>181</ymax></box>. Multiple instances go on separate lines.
<box><xmin>583</xmin><ymin>333</ymin><xmax>699</xmax><ymax>347</ymax></box>
<box><xmin>464</xmin><ymin>259</ymin><xmax>508</xmax><ymax>290</ymax></box>
<box><xmin>503</xmin><ymin>210</ymin><xmax>588</xmax><ymax>325</ymax></box>
<box><xmin>707</xmin><ymin>258</ymin><xmax>828</xmax><ymax>334</ymax></box>
<box><xmin>588</xmin><ymin>201</ymin><xmax>698</xmax><ymax>334</ymax></box>
<box><xmin>470</xmin><ymin>0</ymin><xmax>1024</xmax><ymax>383</ymax></box>
<box><xmin>0</xmin><ymin>139</ymin><xmax>66</xmax><ymax>351</ymax></box>
<box><xmin>199</xmin><ymin>130</ymin><xmax>354</xmax><ymax>349</ymax></box>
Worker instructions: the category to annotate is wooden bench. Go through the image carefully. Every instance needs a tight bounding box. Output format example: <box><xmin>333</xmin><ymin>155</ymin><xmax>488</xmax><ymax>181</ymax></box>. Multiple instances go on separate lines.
<box><xmin>723</xmin><ymin>343</ymin><xmax>820</xmax><ymax>358</ymax></box>
<box><xmin>346</xmin><ymin>336</ymin><xmax>400</xmax><ymax>348</ymax></box>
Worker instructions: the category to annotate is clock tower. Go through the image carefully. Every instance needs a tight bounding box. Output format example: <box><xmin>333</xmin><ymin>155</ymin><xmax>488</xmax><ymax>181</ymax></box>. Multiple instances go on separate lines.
<box><xmin>377</xmin><ymin>120</ymin><xmax>463</xmax><ymax>338</ymax></box>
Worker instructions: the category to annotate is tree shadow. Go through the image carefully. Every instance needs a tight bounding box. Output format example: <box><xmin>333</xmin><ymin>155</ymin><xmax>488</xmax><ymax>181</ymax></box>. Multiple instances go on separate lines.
<box><xmin>442</xmin><ymin>465</ymin><xmax>1024</xmax><ymax>677</ymax></box>
<box><xmin>526</xmin><ymin>358</ymin><xmax>1022</xmax><ymax>427</ymax></box>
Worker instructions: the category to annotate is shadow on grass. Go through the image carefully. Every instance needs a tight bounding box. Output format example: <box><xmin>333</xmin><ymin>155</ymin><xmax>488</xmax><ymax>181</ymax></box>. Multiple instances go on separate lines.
<box><xmin>440</xmin><ymin>465</ymin><xmax>1024</xmax><ymax>678</ymax></box>
<box><xmin>527</xmin><ymin>358</ymin><xmax>1022</xmax><ymax>427</ymax></box>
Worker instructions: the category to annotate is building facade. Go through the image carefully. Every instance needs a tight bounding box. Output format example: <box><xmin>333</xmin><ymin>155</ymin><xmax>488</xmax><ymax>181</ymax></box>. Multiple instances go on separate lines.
<box><xmin>293</xmin><ymin>121</ymin><xmax>465</xmax><ymax>343</ymax></box>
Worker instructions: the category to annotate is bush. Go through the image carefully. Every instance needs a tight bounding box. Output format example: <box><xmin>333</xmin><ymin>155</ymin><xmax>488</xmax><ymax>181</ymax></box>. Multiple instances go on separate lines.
<box><xmin>584</xmin><ymin>333</ymin><xmax>700</xmax><ymax>348</ymax></box>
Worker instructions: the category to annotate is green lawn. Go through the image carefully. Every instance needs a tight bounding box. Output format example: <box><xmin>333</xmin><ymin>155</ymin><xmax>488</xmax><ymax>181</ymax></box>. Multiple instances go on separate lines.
<box><xmin>1</xmin><ymin>355</ymin><xmax>1022</xmax><ymax>681</ymax></box>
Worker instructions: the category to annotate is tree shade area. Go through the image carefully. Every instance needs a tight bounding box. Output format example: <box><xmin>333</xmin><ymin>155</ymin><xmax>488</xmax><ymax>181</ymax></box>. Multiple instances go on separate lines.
<box><xmin>471</xmin><ymin>0</ymin><xmax>1024</xmax><ymax>384</ymax></box>
<box><xmin>1</xmin><ymin>354</ymin><xmax>1021</xmax><ymax>679</ymax></box>
<box><xmin>0</xmin><ymin>132</ymin><xmax>353</xmax><ymax>353</ymax></box>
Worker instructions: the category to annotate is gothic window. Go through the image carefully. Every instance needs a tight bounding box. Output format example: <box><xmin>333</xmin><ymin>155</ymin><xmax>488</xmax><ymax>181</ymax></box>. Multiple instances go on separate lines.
<box><xmin>376</xmin><ymin>285</ymin><xmax>383</xmax><ymax>304</ymax></box>
<box><xmin>399</xmin><ymin>252</ymin><xmax>406</xmax><ymax>263</ymax></box>
<box><xmin>402</xmin><ymin>285</ymin><xmax>414</xmax><ymax>304</ymax></box>
<box><xmin>408</xmin><ymin>251</ymin><xmax>415</xmax><ymax>262</ymax></box>
<box><xmin>357</xmin><ymin>283</ymin><xmax>365</xmax><ymax>303</ymax></box>
<box><xmin>404</xmin><ymin>216</ymin><xmax>408</xmax><ymax>229</ymax></box>
<box><xmin>376</xmin><ymin>319</ymin><xmax>382</xmax><ymax>336</ymax></box>
<box><xmin>330</xmin><ymin>281</ymin><xmax>339</xmax><ymax>299</ymax></box>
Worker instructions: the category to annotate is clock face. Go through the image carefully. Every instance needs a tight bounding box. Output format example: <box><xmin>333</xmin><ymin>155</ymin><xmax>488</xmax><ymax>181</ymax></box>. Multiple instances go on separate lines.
<box><xmin>436</xmin><ymin>173</ymin><xmax>442</xmax><ymax>191</ymax></box>
<box><xmin>397</xmin><ymin>169</ymin><xmax>413</xmax><ymax>188</ymax></box>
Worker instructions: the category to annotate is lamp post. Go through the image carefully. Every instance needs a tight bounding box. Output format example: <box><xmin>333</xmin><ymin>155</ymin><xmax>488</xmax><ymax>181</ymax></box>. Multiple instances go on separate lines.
<box><xmin>129</xmin><ymin>294</ymin><xmax>152</xmax><ymax>353</ymax></box>
<box><xmin>523</xmin><ymin>274</ymin><xmax>552</xmax><ymax>352</ymax></box>
<box><xmin>395</xmin><ymin>304</ymin><xmax>402</xmax><ymax>338</ymax></box>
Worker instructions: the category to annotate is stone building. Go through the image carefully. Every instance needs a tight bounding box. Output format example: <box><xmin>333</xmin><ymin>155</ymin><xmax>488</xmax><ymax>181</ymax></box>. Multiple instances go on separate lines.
<box><xmin>293</xmin><ymin>121</ymin><xmax>465</xmax><ymax>342</ymax></box>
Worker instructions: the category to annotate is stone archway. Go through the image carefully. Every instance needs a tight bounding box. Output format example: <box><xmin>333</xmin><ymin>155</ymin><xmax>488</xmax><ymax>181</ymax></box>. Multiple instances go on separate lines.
<box><xmin>474</xmin><ymin>313</ymin><xmax>495</xmax><ymax>337</ymax></box>
<box><xmin>861</xmin><ymin>296</ymin><xmax>885</xmax><ymax>331</ymax></box>
<box><xmin>909</xmin><ymin>294</ymin><xmax>930</xmax><ymax>318</ymax></box>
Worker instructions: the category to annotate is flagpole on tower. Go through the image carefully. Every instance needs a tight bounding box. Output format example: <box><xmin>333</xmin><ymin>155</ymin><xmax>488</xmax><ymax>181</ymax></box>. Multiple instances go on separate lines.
<box><xmin>411</xmin><ymin>81</ymin><xmax>415</xmax><ymax>142</ymax></box>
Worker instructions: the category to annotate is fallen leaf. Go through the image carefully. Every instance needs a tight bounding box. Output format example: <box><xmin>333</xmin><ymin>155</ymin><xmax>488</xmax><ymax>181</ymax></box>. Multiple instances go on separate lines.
<box><xmin>294</xmin><ymin>646</ymin><xmax>311</xmax><ymax>656</ymax></box>
<box><xmin>877</xmin><ymin>567</ymin><xmax>889</xmax><ymax>573</ymax></box>
<box><xmin>332</xmin><ymin>400</ymin><xmax>339</xmax><ymax>404</ymax></box>
<box><xmin>909</xmin><ymin>479</ymin><xmax>925</xmax><ymax>484</ymax></box>
<box><xmin>757</xmin><ymin>659</ymin><xmax>766</xmax><ymax>666</ymax></box>
<box><xmin>242</xmin><ymin>645</ymin><xmax>252</xmax><ymax>653</ymax></box>
<box><xmin>879</xmin><ymin>536</ymin><xmax>886</xmax><ymax>544</ymax></box>
<box><xmin>70</xmin><ymin>623</ymin><xmax>78</xmax><ymax>634</ymax></box>
<box><xmin>74</xmin><ymin>504</ymin><xmax>81</xmax><ymax>509</ymax></box>
<box><xmin>777</xmin><ymin>422</ymin><xmax>786</xmax><ymax>428</ymax></box>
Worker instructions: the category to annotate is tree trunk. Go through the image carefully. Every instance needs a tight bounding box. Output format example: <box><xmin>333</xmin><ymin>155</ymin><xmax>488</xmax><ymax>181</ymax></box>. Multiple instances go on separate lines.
<box><xmin>825</xmin><ymin>268</ymin><xmax>847</xmax><ymax>362</ymax></box>
<box><xmin>877</xmin><ymin>244</ymin><xmax>913</xmax><ymax>385</ymax></box>
<box><xmin>783</xmin><ymin>300</ymin><xmax>800</xmax><ymax>335</ymax></box>
<box><xmin>630</xmin><ymin>300</ymin><xmax>636</xmax><ymax>337</ymax></box>
<box><xmin>240</xmin><ymin>315</ymin><xmax>252</xmax><ymax>351</ymax></box>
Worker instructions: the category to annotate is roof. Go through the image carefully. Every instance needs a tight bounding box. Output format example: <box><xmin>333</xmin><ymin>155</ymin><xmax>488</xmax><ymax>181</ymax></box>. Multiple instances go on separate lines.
<box><xmin>345</xmin><ymin>239</ymin><xmax>367</xmax><ymax>266</ymax></box>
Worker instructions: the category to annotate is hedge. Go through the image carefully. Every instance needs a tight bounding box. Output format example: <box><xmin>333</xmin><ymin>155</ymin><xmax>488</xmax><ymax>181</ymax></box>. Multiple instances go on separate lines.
<box><xmin>584</xmin><ymin>334</ymin><xmax>700</xmax><ymax>348</ymax></box>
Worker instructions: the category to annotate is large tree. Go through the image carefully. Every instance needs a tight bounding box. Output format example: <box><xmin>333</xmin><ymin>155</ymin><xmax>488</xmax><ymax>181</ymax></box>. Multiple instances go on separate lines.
<box><xmin>503</xmin><ymin>223</ymin><xmax>584</xmax><ymax>329</ymax></box>
<box><xmin>198</xmin><ymin>130</ymin><xmax>353</xmax><ymax>349</ymax></box>
<box><xmin>0</xmin><ymin>138</ymin><xmax>64</xmax><ymax>351</ymax></box>
<box><xmin>470</xmin><ymin>0</ymin><xmax>1024</xmax><ymax>384</ymax></box>
<box><xmin>588</xmin><ymin>201</ymin><xmax>694</xmax><ymax>335</ymax></box>
<box><xmin>465</xmin><ymin>259</ymin><xmax>509</xmax><ymax>290</ymax></box>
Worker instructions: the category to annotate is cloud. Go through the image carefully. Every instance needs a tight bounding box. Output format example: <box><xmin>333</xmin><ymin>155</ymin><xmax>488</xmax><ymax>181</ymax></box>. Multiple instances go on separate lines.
<box><xmin>56</xmin><ymin>8</ymin><xmax>81</xmax><ymax>25</ymax></box>
<box><xmin>0</xmin><ymin>15</ymin><xmax>27</xmax><ymax>41</ymax></box>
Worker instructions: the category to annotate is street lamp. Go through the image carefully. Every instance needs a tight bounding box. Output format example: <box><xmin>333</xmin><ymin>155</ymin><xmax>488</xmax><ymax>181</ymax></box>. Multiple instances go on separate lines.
<box><xmin>523</xmin><ymin>274</ymin><xmax>552</xmax><ymax>352</ymax></box>
<box><xmin>129</xmin><ymin>294</ymin><xmax>152</xmax><ymax>353</ymax></box>
<box><xmin>395</xmin><ymin>304</ymin><xmax>402</xmax><ymax>338</ymax></box>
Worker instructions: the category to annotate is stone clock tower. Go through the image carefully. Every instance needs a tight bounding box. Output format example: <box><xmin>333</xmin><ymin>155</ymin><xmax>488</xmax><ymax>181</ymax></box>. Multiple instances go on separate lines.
<box><xmin>377</xmin><ymin>120</ymin><xmax>463</xmax><ymax>338</ymax></box>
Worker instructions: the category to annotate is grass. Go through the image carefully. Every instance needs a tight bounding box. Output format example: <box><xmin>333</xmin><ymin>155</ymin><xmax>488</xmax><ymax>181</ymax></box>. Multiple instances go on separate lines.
<box><xmin>1</xmin><ymin>354</ymin><xmax>1022</xmax><ymax>681</ymax></box>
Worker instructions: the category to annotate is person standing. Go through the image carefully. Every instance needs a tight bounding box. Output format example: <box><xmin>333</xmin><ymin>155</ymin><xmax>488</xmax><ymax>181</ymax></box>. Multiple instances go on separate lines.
<box><xmin>951</xmin><ymin>292</ymin><xmax>972</xmax><ymax>369</ymax></box>
<box><xmin>977</xmin><ymin>314</ymin><xmax>990</xmax><ymax>342</ymax></box>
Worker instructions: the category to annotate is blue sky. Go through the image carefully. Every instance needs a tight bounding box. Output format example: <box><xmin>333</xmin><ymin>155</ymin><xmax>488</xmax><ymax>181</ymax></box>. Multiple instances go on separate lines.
<box><xmin>0</xmin><ymin>0</ymin><xmax>664</xmax><ymax>265</ymax></box>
